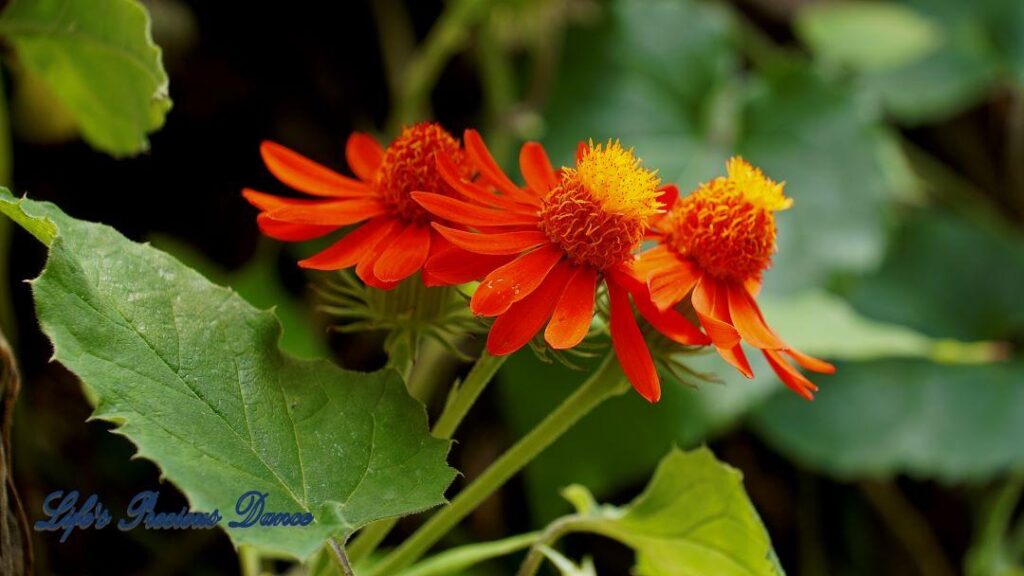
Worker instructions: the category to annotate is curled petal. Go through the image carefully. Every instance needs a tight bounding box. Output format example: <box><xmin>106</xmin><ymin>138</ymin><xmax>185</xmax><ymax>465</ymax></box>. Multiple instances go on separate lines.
<box><xmin>345</xmin><ymin>132</ymin><xmax>384</xmax><ymax>183</ymax></box>
<box><xmin>726</xmin><ymin>283</ymin><xmax>786</xmax><ymax>350</ymax></box>
<box><xmin>544</xmin><ymin>266</ymin><xmax>598</xmax><ymax>349</ymax></box>
<box><xmin>692</xmin><ymin>276</ymin><xmax>752</xmax><ymax>378</ymax></box>
<box><xmin>260</xmin><ymin>141</ymin><xmax>372</xmax><ymax>197</ymax></box>
<box><xmin>785</xmin><ymin>348</ymin><xmax>836</xmax><ymax>375</ymax></box>
<box><xmin>764</xmin><ymin>350</ymin><xmax>818</xmax><ymax>400</ymax></box>
<box><xmin>432</xmin><ymin>223</ymin><xmax>549</xmax><ymax>256</ymax></box>
<box><xmin>471</xmin><ymin>245</ymin><xmax>563</xmax><ymax>316</ymax></box>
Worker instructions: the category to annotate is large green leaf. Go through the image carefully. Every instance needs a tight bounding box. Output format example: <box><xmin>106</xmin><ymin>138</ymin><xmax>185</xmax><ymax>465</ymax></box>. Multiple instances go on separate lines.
<box><xmin>796</xmin><ymin>2</ymin><xmax>943</xmax><ymax>71</ymax></box>
<box><xmin>753</xmin><ymin>359</ymin><xmax>1024</xmax><ymax>481</ymax></box>
<box><xmin>0</xmin><ymin>190</ymin><xmax>455</xmax><ymax>559</ymax></box>
<box><xmin>0</xmin><ymin>0</ymin><xmax>172</xmax><ymax>155</ymax></box>
<box><xmin>553</xmin><ymin>447</ymin><xmax>784</xmax><ymax>576</ymax></box>
<box><xmin>852</xmin><ymin>210</ymin><xmax>1024</xmax><ymax>341</ymax></box>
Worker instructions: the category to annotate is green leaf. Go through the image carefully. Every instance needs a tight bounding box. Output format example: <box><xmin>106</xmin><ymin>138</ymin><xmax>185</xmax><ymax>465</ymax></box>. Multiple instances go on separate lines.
<box><xmin>796</xmin><ymin>2</ymin><xmax>943</xmax><ymax>71</ymax></box>
<box><xmin>554</xmin><ymin>448</ymin><xmax>784</xmax><ymax>576</ymax></box>
<box><xmin>0</xmin><ymin>0</ymin><xmax>172</xmax><ymax>155</ymax></box>
<box><xmin>753</xmin><ymin>359</ymin><xmax>1024</xmax><ymax>481</ymax></box>
<box><xmin>852</xmin><ymin>210</ymin><xmax>1024</xmax><ymax>341</ymax></box>
<box><xmin>0</xmin><ymin>189</ymin><xmax>455</xmax><ymax>559</ymax></box>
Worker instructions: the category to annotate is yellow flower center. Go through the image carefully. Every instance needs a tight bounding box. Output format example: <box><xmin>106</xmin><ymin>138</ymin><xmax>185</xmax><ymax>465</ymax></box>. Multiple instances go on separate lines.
<box><xmin>664</xmin><ymin>157</ymin><xmax>791</xmax><ymax>282</ymax></box>
<box><xmin>376</xmin><ymin>122</ymin><xmax>469</xmax><ymax>223</ymax></box>
<box><xmin>539</xmin><ymin>141</ymin><xmax>661</xmax><ymax>270</ymax></box>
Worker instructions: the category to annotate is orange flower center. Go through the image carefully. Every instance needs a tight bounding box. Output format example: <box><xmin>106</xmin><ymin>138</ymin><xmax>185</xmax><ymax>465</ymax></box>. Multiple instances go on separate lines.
<box><xmin>539</xmin><ymin>141</ymin><xmax>661</xmax><ymax>270</ymax></box>
<box><xmin>376</xmin><ymin>122</ymin><xmax>470</xmax><ymax>224</ymax></box>
<box><xmin>664</xmin><ymin>157</ymin><xmax>791</xmax><ymax>282</ymax></box>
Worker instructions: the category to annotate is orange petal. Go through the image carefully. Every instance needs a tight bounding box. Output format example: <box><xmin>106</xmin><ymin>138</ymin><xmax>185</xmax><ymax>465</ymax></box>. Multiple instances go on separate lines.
<box><xmin>355</xmin><ymin>227</ymin><xmax>400</xmax><ymax>290</ymax></box>
<box><xmin>692</xmin><ymin>276</ymin><xmax>752</xmax><ymax>378</ymax></box>
<box><xmin>299</xmin><ymin>218</ymin><xmax>397</xmax><ymax>270</ymax></box>
<box><xmin>260</xmin><ymin>141</ymin><xmax>372</xmax><ymax>197</ymax></box>
<box><xmin>544</xmin><ymin>266</ymin><xmax>598</xmax><ymax>349</ymax></box>
<box><xmin>374</xmin><ymin>224</ymin><xmax>432</xmax><ymax>282</ymax></box>
<box><xmin>267</xmin><ymin>198</ymin><xmax>387</xmax><ymax>226</ymax></box>
<box><xmin>432</xmin><ymin>223</ymin><xmax>549</xmax><ymax>256</ymax></box>
<box><xmin>425</xmin><ymin>245</ymin><xmax>513</xmax><ymax>286</ymax></box>
<box><xmin>471</xmin><ymin>245</ymin><xmax>564</xmax><ymax>316</ymax></box>
<box><xmin>256</xmin><ymin>213</ymin><xmax>335</xmax><ymax>242</ymax></box>
<box><xmin>726</xmin><ymin>282</ymin><xmax>786</xmax><ymax>350</ymax></box>
<box><xmin>607</xmin><ymin>278</ymin><xmax>660</xmax><ymax>403</ymax></box>
<box><xmin>519</xmin><ymin>142</ymin><xmax>558</xmax><ymax>194</ymax></box>
<box><xmin>464</xmin><ymin>129</ymin><xmax>541</xmax><ymax>206</ymax></box>
<box><xmin>784</xmin><ymin>348</ymin><xmax>836</xmax><ymax>374</ymax></box>
<box><xmin>412</xmin><ymin>192</ymin><xmax>539</xmax><ymax>227</ymax></box>
<box><xmin>487</xmin><ymin>263</ymin><xmax>574</xmax><ymax>355</ymax></box>
<box><xmin>633</xmin><ymin>293</ymin><xmax>710</xmax><ymax>346</ymax></box>
<box><xmin>345</xmin><ymin>132</ymin><xmax>384</xmax><ymax>183</ymax></box>
<box><xmin>633</xmin><ymin>245</ymin><xmax>682</xmax><ymax>278</ymax></box>
<box><xmin>436</xmin><ymin>153</ymin><xmax>526</xmax><ymax>212</ymax></box>
<box><xmin>243</xmin><ymin>188</ymin><xmax>322</xmax><ymax>211</ymax></box>
<box><xmin>649</xmin><ymin>259</ymin><xmax>701</xmax><ymax>311</ymax></box>
<box><xmin>764</xmin><ymin>350</ymin><xmax>817</xmax><ymax>400</ymax></box>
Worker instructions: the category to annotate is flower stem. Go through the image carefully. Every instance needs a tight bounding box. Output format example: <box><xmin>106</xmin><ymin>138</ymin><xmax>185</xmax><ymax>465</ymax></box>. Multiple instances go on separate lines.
<box><xmin>368</xmin><ymin>354</ymin><xmax>629</xmax><ymax>576</ymax></box>
<box><xmin>328</xmin><ymin>537</ymin><xmax>356</xmax><ymax>576</ymax></box>
<box><xmin>516</xmin><ymin>515</ymin><xmax>592</xmax><ymax>576</ymax></box>
<box><xmin>347</xmin><ymin>351</ymin><xmax>508</xmax><ymax>563</ymax></box>
<box><xmin>238</xmin><ymin>546</ymin><xmax>261</xmax><ymax>576</ymax></box>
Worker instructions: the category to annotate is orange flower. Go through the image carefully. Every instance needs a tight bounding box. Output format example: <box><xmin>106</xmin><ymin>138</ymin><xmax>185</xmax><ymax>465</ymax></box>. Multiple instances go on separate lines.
<box><xmin>243</xmin><ymin>122</ymin><xmax>473</xmax><ymax>289</ymax></box>
<box><xmin>636</xmin><ymin>157</ymin><xmax>835</xmax><ymax>399</ymax></box>
<box><xmin>413</xmin><ymin>131</ymin><xmax>709</xmax><ymax>402</ymax></box>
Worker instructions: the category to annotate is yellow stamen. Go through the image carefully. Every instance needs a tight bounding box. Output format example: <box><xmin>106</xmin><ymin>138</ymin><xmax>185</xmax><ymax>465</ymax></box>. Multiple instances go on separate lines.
<box><xmin>571</xmin><ymin>140</ymin><xmax>661</xmax><ymax>218</ymax></box>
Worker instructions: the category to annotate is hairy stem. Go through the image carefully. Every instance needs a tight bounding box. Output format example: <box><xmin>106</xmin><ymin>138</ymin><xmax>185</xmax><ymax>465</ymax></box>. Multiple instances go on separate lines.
<box><xmin>369</xmin><ymin>354</ymin><xmax>629</xmax><ymax>575</ymax></box>
<box><xmin>328</xmin><ymin>537</ymin><xmax>356</xmax><ymax>576</ymax></box>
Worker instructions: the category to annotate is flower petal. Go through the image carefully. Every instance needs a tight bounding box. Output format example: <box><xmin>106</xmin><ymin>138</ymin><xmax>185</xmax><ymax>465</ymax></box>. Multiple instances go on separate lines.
<box><xmin>607</xmin><ymin>278</ymin><xmax>660</xmax><ymax>403</ymax></box>
<box><xmin>486</xmin><ymin>263</ymin><xmax>574</xmax><ymax>355</ymax></box>
<box><xmin>726</xmin><ymin>282</ymin><xmax>786</xmax><ymax>350</ymax></box>
<box><xmin>356</xmin><ymin>227</ymin><xmax>401</xmax><ymax>290</ymax></box>
<box><xmin>764</xmin><ymin>350</ymin><xmax>818</xmax><ymax>400</ymax></box>
<box><xmin>260</xmin><ymin>141</ymin><xmax>373</xmax><ymax>197</ymax></box>
<box><xmin>519</xmin><ymin>142</ymin><xmax>558</xmax><ymax>194</ymax></box>
<box><xmin>471</xmin><ymin>244</ymin><xmax>564</xmax><ymax>316</ymax></box>
<box><xmin>374</xmin><ymin>224</ymin><xmax>432</xmax><ymax>282</ymax></box>
<box><xmin>345</xmin><ymin>132</ymin><xmax>384</xmax><ymax>183</ymax></box>
<box><xmin>243</xmin><ymin>188</ymin><xmax>322</xmax><ymax>211</ymax></box>
<box><xmin>464</xmin><ymin>129</ymin><xmax>541</xmax><ymax>206</ymax></box>
<box><xmin>784</xmin><ymin>348</ymin><xmax>836</xmax><ymax>374</ymax></box>
<box><xmin>436</xmin><ymin>153</ymin><xmax>527</xmax><ymax>212</ymax></box>
<box><xmin>544</xmin><ymin>266</ymin><xmax>598</xmax><ymax>349</ymax></box>
<box><xmin>633</xmin><ymin>293</ymin><xmax>710</xmax><ymax>346</ymax></box>
<box><xmin>432</xmin><ymin>223</ymin><xmax>549</xmax><ymax>256</ymax></box>
<box><xmin>256</xmin><ymin>214</ymin><xmax>336</xmax><ymax>242</ymax></box>
<box><xmin>649</xmin><ymin>258</ymin><xmax>701</xmax><ymax>311</ymax></box>
<box><xmin>656</xmin><ymin>184</ymin><xmax>679</xmax><ymax>210</ymax></box>
<box><xmin>425</xmin><ymin>245</ymin><xmax>513</xmax><ymax>286</ymax></box>
<box><xmin>299</xmin><ymin>218</ymin><xmax>397</xmax><ymax>270</ymax></box>
<box><xmin>412</xmin><ymin>192</ymin><xmax>540</xmax><ymax>227</ymax></box>
<box><xmin>267</xmin><ymin>198</ymin><xmax>388</xmax><ymax>226</ymax></box>
<box><xmin>692</xmin><ymin>276</ymin><xmax>753</xmax><ymax>378</ymax></box>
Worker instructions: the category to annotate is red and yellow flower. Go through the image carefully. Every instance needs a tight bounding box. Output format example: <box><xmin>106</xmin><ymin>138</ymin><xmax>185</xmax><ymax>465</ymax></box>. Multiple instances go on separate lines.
<box><xmin>243</xmin><ymin>122</ymin><xmax>473</xmax><ymax>288</ymax></box>
<box><xmin>636</xmin><ymin>158</ymin><xmax>834</xmax><ymax>399</ymax></box>
<box><xmin>413</xmin><ymin>131</ymin><xmax>709</xmax><ymax>402</ymax></box>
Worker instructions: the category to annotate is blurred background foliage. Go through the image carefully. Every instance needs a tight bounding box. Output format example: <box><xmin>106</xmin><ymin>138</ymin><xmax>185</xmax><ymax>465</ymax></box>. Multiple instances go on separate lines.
<box><xmin>1</xmin><ymin>0</ymin><xmax>1023</xmax><ymax>574</ymax></box>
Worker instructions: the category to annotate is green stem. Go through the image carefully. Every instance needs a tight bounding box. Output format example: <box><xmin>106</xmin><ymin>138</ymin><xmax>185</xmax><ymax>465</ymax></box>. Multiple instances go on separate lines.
<box><xmin>347</xmin><ymin>351</ymin><xmax>508</xmax><ymax>564</ymax></box>
<box><xmin>239</xmin><ymin>546</ymin><xmax>261</xmax><ymax>576</ymax></box>
<box><xmin>860</xmin><ymin>480</ymin><xmax>956</xmax><ymax>576</ymax></box>
<box><xmin>328</xmin><ymin>537</ymin><xmax>356</xmax><ymax>576</ymax></box>
<box><xmin>369</xmin><ymin>354</ymin><xmax>629</xmax><ymax>576</ymax></box>
<box><xmin>516</xmin><ymin>515</ymin><xmax>591</xmax><ymax>576</ymax></box>
<box><xmin>387</xmin><ymin>0</ymin><xmax>491</xmax><ymax>132</ymax></box>
<box><xmin>397</xmin><ymin>531</ymin><xmax>540</xmax><ymax>576</ymax></box>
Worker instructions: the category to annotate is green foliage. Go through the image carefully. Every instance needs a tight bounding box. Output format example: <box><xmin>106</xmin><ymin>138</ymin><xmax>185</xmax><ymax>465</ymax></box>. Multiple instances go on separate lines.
<box><xmin>553</xmin><ymin>447</ymin><xmax>784</xmax><ymax>576</ymax></box>
<box><xmin>0</xmin><ymin>190</ymin><xmax>456</xmax><ymax>559</ymax></box>
<box><xmin>796</xmin><ymin>2</ymin><xmax>942</xmax><ymax>71</ymax></box>
<box><xmin>753</xmin><ymin>359</ymin><xmax>1024</xmax><ymax>480</ymax></box>
<box><xmin>853</xmin><ymin>210</ymin><xmax>1024</xmax><ymax>341</ymax></box>
<box><xmin>0</xmin><ymin>0</ymin><xmax>172</xmax><ymax>155</ymax></box>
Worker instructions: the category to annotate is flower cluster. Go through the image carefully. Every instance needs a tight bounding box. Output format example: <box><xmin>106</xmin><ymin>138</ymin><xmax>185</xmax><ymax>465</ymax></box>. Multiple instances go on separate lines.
<box><xmin>245</xmin><ymin>122</ymin><xmax>834</xmax><ymax>403</ymax></box>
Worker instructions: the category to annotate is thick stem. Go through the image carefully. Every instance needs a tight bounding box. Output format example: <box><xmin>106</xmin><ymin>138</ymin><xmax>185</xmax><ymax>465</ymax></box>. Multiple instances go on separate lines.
<box><xmin>369</xmin><ymin>354</ymin><xmax>629</xmax><ymax>576</ymax></box>
<box><xmin>347</xmin><ymin>351</ymin><xmax>508</xmax><ymax>564</ymax></box>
